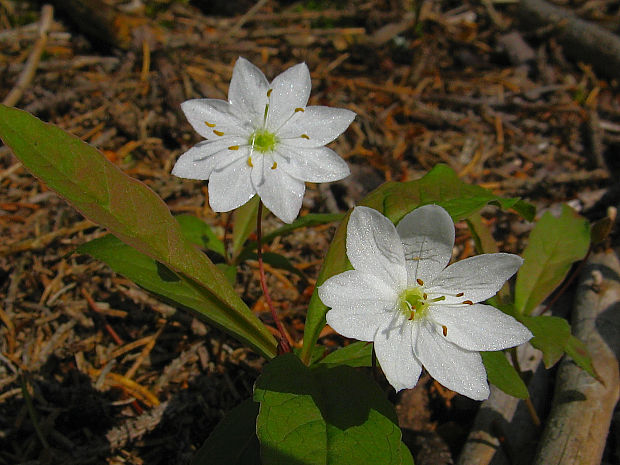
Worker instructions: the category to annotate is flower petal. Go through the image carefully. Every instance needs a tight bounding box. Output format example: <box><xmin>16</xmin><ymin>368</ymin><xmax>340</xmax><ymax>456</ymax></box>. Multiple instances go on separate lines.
<box><xmin>172</xmin><ymin>137</ymin><xmax>249</xmax><ymax>180</ymax></box>
<box><xmin>251</xmin><ymin>156</ymin><xmax>305</xmax><ymax>223</ymax></box>
<box><xmin>208</xmin><ymin>149</ymin><xmax>255</xmax><ymax>212</ymax></box>
<box><xmin>429</xmin><ymin>303</ymin><xmax>533</xmax><ymax>351</ymax></box>
<box><xmin>374</xmin><ymin>314</ymin><xmax>423</xmax><ymax>392</ymax></box>
<box><xmin>274</xmin><ymin>146</ymin><xmax>349</xmax><ymax>183</ymax></box>
<box><xmin>415</xmin><ymin>320</ymin><xmax>490</xmax><ymax>400</ymax></box>
<box><xmin>346</xmin><ymin>207</ymin><xmax>408</xmax><ymax>290</ymax></box>
<box><xmin>181</xmin><ymin>99</ymin><xmax>251</xmax><ymax>139</ymax></box>
<box><xmin>396</xmin><ymin>205</ymin><xmax>454</xmax><ymax>285</ymax></box>
<box><xmin>277</xmin><ymin>106</ymin><xmax>355</xmax><ymax>148</ymax></box>
<box><xmin>265</xmin><ymin>63</ymin><xmax>311</xmax><ymax>132</ymax></box>
<box><xmin>228</xmin><ymin>57</ymin><xmax>270</xmax><ymax>128</ymax></box>
<box><xmin>426</xmin><ymin>253</ymin><xmax>523</xmax><ymax>304</ymax></box>
<box><xmin>320</xmin><ymin>270</ymin><xmax>398</xmax><ymax>341</ymax></box>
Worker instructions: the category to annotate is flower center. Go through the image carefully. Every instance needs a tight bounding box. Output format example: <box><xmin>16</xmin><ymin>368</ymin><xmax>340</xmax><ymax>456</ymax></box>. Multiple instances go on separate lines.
<box><xmin>399</xmin><ymin>287</ymin><xmax>430</xmax><ymax>320</ymax></box>
<box><xmin>250</xmin><ymin>129</ymin><xmax>278</xmax><ymax>153</ymax></box>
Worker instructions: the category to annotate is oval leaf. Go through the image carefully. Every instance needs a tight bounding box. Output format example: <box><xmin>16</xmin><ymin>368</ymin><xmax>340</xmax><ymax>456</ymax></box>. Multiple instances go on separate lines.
<box><xmin>481</xmin><ymin>351</ymin><xmax>529</xmax><ymax>399</ymax></box>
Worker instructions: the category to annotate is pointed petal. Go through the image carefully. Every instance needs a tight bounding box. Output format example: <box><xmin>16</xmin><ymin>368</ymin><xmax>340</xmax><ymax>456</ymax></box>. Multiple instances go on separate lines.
<box><xmin>228</xmin><ymin>57</ymin><xmax>270</xmax><ymax>127</ymax></box>
<box><xmin>415</xmin><ymin>320</ymin><xmax>490</xmax><ymax>400</ymax></box>
<box><xmin>374</xmin><ymin>314</ymin><xmax>423</xmax><ymax>392</ymax></box>
<box><xmin>396</xmin><ymin>205</ymin><xmax>455</xmax><ymax>285</ymax></box>
<box><xmin>171</xmin><ymin>141</ymin><xmax>236</xmax><ymax>180</ymax></box>
<box><xmin>346</xmin><ymin>207</ymin><xmax>407</xmax><ymax>290</ymax></box>
<box><xmin>427</xmin><ymin>253</ymin><xmax>523</xmax><ymax>304</ymax></box>
<box><xmin>321</xmin><ymin>270</ymin><xmax>397</xmax><ymax>341</ymax></box>
<box><xmin>277</xmin><ymin>106</ymin><xmax>355</xmax><ymax>148</ymax></box>
<box><xmin>274</xmin><ymin>146</ymin><xmax>349</xmax><ymax>183</ymax></box>
<box><xmin>208</xmin><ymin>150</ymin><xmax>255</xmax><ymax>212</ymax></box>
<box><xmin>181</xmin><ymin>99</ymin><xmax>251</xmax><ymax>139</ymax></box>
<box><xmin>429</xmin><ymin>303</ymin><xmax>533</xmax><ymax>351</ymax></box>
<box><xmin>265</xmin><ymin>63</ymin><xmax>311</xmax><ymax>132</ymax></box>
<box><xmin>251</xmin><ymin>156</ymin><xmax>305</xmax><ymax>223</ymax></box>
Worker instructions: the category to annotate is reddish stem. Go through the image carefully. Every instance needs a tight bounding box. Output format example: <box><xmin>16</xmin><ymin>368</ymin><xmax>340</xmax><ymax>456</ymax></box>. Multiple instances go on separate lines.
<box><xmin>256</xmin><ymin>202</ymin><xmax>291</xmax><ymax>354</ymax></box>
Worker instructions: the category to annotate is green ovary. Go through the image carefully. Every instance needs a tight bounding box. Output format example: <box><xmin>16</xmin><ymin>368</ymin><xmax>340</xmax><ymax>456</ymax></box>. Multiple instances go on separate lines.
<box><xmin>250</xmin><ymin>129</ymin><xmax>278</xmax><ymax>153</ymax></box>
<box><xmin>399</xmin><ymin>287</ymin><xmax>429</xmax><ymax>319</ymax></box>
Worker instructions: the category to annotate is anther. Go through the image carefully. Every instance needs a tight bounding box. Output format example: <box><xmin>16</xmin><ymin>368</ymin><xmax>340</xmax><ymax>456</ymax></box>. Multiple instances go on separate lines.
<box><xmin>228</xmin><ymin>145</ymin><xmax>239</xmax><ymax>150</ymax></box>
<box><xmin>267</xmin><ymin>89</ymin><xmax>272</xmax><ymax>97</ymax></box>
<box><xmin>271</xmin><ymin>161</ymin><xmax>277</xmax><ymax>169</ymax></box>
<box><xmin>295</xmin><ymin>107</ymin><xmax>305</xmax><ymax>112</ymax></box>
<box><xmin>442</xmin><ymin>325</ymin><xmax>448</xmax><ymax>336</ymax></box>
<box><xmin>213</xmin><ymin>130</ymin><xmax>224</xmax><ymax>136</ymax></box>
<box><xmin>423</xmin><ymin>293</ymin><xmax>427</xmax><ymax>300</ymax></box>
<box><xmin>408</xmin><ymin>310</ymin><xmax>416</xmax><ymax>320</ymax></box>
<box><xmin>205</xmin><ymin>121</ymin><xmax>216</xmax><ymax>128</ymax></box>
<box><xmin>247</xmin><ymin>157</ymin><xmax>253</xmax><ymax>167</ymax></box>
<box><xmin>456</xmin><ymin>292</ymin><xmax>464</xmax><ymax>297</ymax></box>
<box><xmin>463</xmin><ymin>300</ymin><xmax>473</xmax><ymax>305</ymax></box>
<box><xmin>416</xmin><ymin>278</ymin><xmax>424</xmax><ymax>286</ymax></box>
<box><xmin>300</xmin><ymin>134</ymin><xmax>310</xmax><ymax>139</ymax></box>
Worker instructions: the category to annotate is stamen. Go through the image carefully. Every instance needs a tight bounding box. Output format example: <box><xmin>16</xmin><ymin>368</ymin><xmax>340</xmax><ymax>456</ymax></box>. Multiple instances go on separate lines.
<box><xmin>462</xmin><ymin>300</ymin><xmax>473</xmax><ymax>305</ymax></box>
<box><xmin>456</xmin><ymin>292</ymin><xmax>464</xmax><ymax>297</ymax></box>
<box><xmin>263</xmin><ymin>104</ymin><xmax>269</xmax><ymax>123</ymax></box>
<box><xmin>213</xmin><ymin>130</ymin><xmax>224</xmax><ymax>136</ymax></box>
<box><xmin>295</xmin><ymin>107</ymin><xmax>305</xmax><ymax>112</ymax></box>
<box><xmin>300</xmin><ymin>134</ymin><xmax>310</xmax><ymax>139</ymax></box>
<box><xmin>247</xmin><ymin>157</ymin><xmax>253</xmax><ymax>167</ymax></box>
<box><xmin>408</xmin><ymin>310</ymin><xmax>416</xmax><ymax>320</ymax></box>
<box><xmin>228</xmin><ymin>145</ymin><xmax>239</xmax><ymax>150</ymax></box>
<box><xmin>205</xmin><ymin>121</ymin><xmax>216</xmax><ymax>128</ymax></box>
<box><xmin>271</xmin><ymin>161</ymin><xmax>277</xmax><ymax>169</ymax></box>
<box><xmin>430</xmin><ymin>296</ymin><xmax>446</xmax><ymax>303</ymax></box>
<box><xmin>267</xmin><ymin>89</ymin><xmax>273</xmax><ymax>97</ymax></box>
<box><xmin>423</xmin><ymin>293</ymin><xmax>428</xmax><ymax>300</ymax></box>
<box><xmin>417</xmin><ymin>278</ymin><xmax>424</xmax><ymax>286</ymax></box>
<box><xmin>442</xmin><ymin>325</ymin><xmax>448</xmax><ymax>336</ymax></box>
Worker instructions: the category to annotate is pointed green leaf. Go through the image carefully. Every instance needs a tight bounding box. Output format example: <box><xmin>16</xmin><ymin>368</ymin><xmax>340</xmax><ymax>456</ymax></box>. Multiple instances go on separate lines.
<box><xmin>192</xmin><ymin>398</ymin><xmax>260</xmax><ymax>465</ymax></box>
<box><xmin>301</xmin><ymin>164</ymin><xmax>534</xmax><ymax>364</ymax></box>
<box><xmin>319</xmin><ymin>342</ymin><xmax>373</xmax><ymax>368</ymax></box>
<box><xmin>254</xmin><ymin>354</ymin><xmax>413</xmax><ymax>465</ymax></box>
<box><xmin>0</xmin><ymin>105</ymin><xmax>276</xmax><ymax>358</ymax></box>
<box><xmin>515</xmin><ymin>205</ymin><xmax>590</xmax><ymax>315</ymax></box>
<box><xmin>564</xmin><ymin>335</ymin><xmax>601</xmax><ymax>382</ymax></box>
<box><xmin>232</xmin><ymin>195</ymin><xmax>260</xmax><ymax>260</ymax></box>
<box><xmin>176</xmin><ymin>214</ymin><xmax>226</xmax><ymax>257</ymax></box>
<box><xmin>520</xmin><ymin>315</ymin><xmax>571</xmax><ymax>368</ymax></box>
<box><xmin>481</xmin><ymin>351</ymin><xmax>529</xmax><ymax>399</ymax></box>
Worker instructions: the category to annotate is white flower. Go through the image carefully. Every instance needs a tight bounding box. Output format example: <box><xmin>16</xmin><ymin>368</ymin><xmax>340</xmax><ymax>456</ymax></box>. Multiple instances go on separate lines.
<box><xmin>318</xmin><ymin>205</ymin><xmax>532</xmax><ymax>400</ymax></box>
<box><xmin>172</xmin><ymin>57</ymin><xmax>355</xmax><ymax>223</ymax></box>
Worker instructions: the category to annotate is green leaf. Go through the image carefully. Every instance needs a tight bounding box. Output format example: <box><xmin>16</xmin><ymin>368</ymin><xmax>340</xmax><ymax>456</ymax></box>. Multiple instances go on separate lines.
<box><xmin>319</xmin><ymin>342</ymin><xmax>373</xmax><ymax>368</ymax></box>
<box><xmin>216</xmin><ymin>263</ymin><xmax>237</xmax><ymax>285</ymax></box>
<box><xmin>515</xmin><ymin>205</ymin><xmax>590</xmax><ymax>315</ymax></box>
<box><xmin>0</xmin><ymin>105</ymin><xmax>276</xmax><ymax>358</ymax></box>
<box><xmin>176</xmin><ymin>214</ymin><xmax>226</xmax><ymax>257</ymax></box>
<box><xmin>301</xmin><ymin>164</ymin><xmax>534</xmax><ymax>364</ymax></box>
<box><xmin>481</xmin><ymin>351</ymin><xmax>529</xmax><ymax>399</ymax></box>
<box><xmin>520</xmin><ymin>315</ymin><xmax>571</xmax><ymax>368</ymax></box>
<box><xmin>254</xmin><ymin>353</ymin><xmax>413</xmax><ymax>465</ymax></box>
<box><xmin>564</xmin><ymin>335</ymin><xmax>601</xmax><ymax>382</ymax></box>
<box><xmin>191</xmin><ymin>398</ymin><xmax>260</xmax><ymax>465</ymax></box>
<box><xmin>232</xmin><ymin>195</ymin><xmax>260</xmax><ymax>260</ymax></box>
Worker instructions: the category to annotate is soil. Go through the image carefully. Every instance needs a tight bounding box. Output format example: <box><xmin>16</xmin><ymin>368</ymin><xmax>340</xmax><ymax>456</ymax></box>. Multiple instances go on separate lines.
<box><xmin>0</xmin><ymin>1</ymin><xmax>619</xmax><ymax>464</ymax></box>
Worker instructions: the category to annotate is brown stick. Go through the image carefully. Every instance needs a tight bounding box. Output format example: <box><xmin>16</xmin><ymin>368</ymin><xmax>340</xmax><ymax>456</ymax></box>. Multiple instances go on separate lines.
<box><xmin>533</xmin><ymin>251</ymin><xmax>620</xmax><ymax>465</ymax></box>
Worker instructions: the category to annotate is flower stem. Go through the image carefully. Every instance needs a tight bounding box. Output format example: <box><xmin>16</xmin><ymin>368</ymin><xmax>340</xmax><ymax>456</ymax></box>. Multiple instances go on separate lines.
<box><xmin>256</xmin><ymin>201</ymin><xmax>291</xmax><ymax>354</ymax></box>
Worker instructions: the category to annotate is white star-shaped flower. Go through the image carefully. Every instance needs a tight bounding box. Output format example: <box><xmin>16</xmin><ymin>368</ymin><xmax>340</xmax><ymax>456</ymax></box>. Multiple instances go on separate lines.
<box><xmin>172</xmin><ymin>57</ymin><xmax>355</xmax><ymax>223</ymax></box>
<box><xmin>318</xmin><ymin>205</ymin><xmax>533</xmax><ymax>400</ymax></box>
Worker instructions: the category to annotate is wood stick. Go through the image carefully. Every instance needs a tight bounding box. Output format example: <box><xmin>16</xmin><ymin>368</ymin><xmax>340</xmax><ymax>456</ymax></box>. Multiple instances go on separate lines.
<box><xmin>533</xmin><ymin>250</ymin><xmax>620</xmax><ymax>465</ymax></box>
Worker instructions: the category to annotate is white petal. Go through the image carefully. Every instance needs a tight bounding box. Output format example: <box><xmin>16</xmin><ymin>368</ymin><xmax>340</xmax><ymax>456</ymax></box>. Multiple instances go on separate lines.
<box><xmin>374</xmin><ymin>314</ymin><xmax>423</xmax><ymax>392</ymax></box>
<box><xmin>415</xmin><ymin>320</ymin><xmax>490</xmax><ymax>400</ymax></box>
<box><xmin>181</xmin><ymin>99</ymin><xmax>251</xmax><ymax>139</ymax></box>
<box><xmin>427</xmin><ymin>253</ymin><xmax>523</xmax><ymax>304</ymax></box>
<box><xmin>277</xmin><ymin>106</ymin><xmax>355</xmax><ymax>148</ymax></box>
<box><xmin>208</xmin><ymin>151</ymin><xmax>255</xmax><ymax>212</ymax></box>
<box><xmin>228</xmin><ymin>57</ymin><xmax>270</xmax><ymax>128</ymax></box>
<box><xmin>396</xmin><ymin>205</ymin><xmax>455</xmax><ymax>285</ymax></box>
<box><xmin>346</xmin><ymin>207</ymin><xmax>408</xmax><ymax>290</ymax></box>
<box><xmin>274</xmin><ymin>146</ymin><xmax>349</xmax><ymax>183</ymax></box>
<box><xmin>429</xmin><ymin>303</ymin><xmax>533</xmax><ymax>351</ymax></box>
<box><xmin>321</xmin><ymin>270</ymin><xmax>397</xmax><ymax>341</ymax></box>
<box><xmin>251</xmin><ymin>156</ymin><xmax>305</xmax><ymax>223</ymax></box>
<box><xmin>265</xmin><ymin>63</ymin><xmax>311</xmax><ymax>132</ymax></box>
<box><xmin>171</xmin><ymin>141</ymin><xmax>229</xmax><ymax>180</ymax></box>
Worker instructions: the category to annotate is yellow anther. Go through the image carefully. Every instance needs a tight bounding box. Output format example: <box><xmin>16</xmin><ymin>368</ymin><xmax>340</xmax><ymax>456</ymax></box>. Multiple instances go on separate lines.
<box><xmin>213</xmin><ymin>130</ymin><xmax>224</xmax><ymax>136</ymax></box>
<box><xmin>442</xmin><ymin>325</ymin><xmax>448</xmax><ymax>336</ymax></box>
<box><xmin>228</xmin><ymin>145</ymin><xmax>239</xmax><ymax>150</ymax></box>
<box><xmin>271</xmin><ymin>161</ymin><xmax>277</xmax><ymax>169</ymax></box>
<box><xmin>295</xmin><ymin>107</ymin><xmax>305</xmax><ymax>112</ymax></box>
<box><xmin>247</xmin><ymin>157</ymin><xmax>253</xmax><ymax>167</ymax></box>
<box><xmin>463</xmin><ymin>300</ymin><xmax>473</xmax><ymax>305</ymax></box>
<box><xmin>300</xmin><ymin>134</ymin><xmax>310</xmax><ymax>139</ymax></box>
<box><xmin>408</xmin><ymin>310</ymin><xmax>416</xmax><ymax>320</ymax></box>
<box><xmin>456</xmin><ymin>292</ymin><xmax>464</xmax><ymax>297</ymax></box>
<box><xmin>416</xmin><ymin>278</ymin><xmax>424</xmax><ymax>286</ymax></box>
<box><xmin>423</xmin><ymin>293</ymin><xmax>427</xmax><ymax>300</ymax></box>
<box><xmin>267</xmin><ymin>89</ymin><xmax>273</xmax><ymax>97</ymax></box>
<box><xmin>205</xmin><ymin>121</ymin><xmax>216</xmax><ymax>128</ymax></box>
